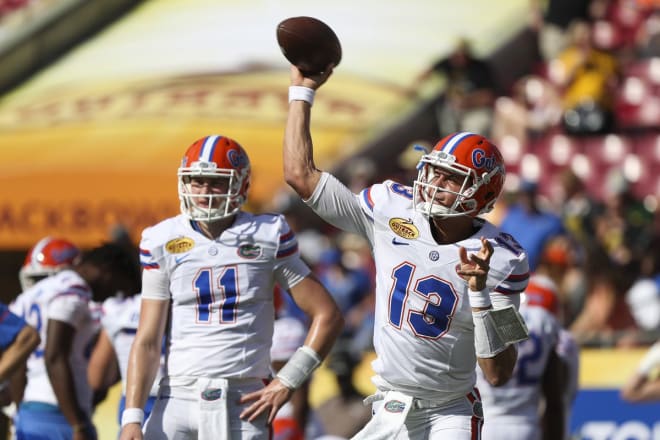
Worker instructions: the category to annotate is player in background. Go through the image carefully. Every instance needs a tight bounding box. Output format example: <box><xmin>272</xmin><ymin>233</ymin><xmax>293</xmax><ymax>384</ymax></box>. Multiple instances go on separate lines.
<box><xmin>18</xmin><ymin>237</ymin><xmax>82</xmax><ymax>292</ymax></box>
<box><xmin>621</xmin><ymin>340</ymin><xmax>660</xmax><ymax>402</ymax></box>
<box><xmin>477</xmin><ymin>274</ymin><xmax>566</xmax><ymax>440</ymax></box>
<box><xmin>0</xmin><ymin>302</ymin><xmax>40</xmax><ymax>439</ymax></box>
<box><xmin>87</xmin><ymin>291</ymin><xmax>166</xmax><ymax>431</ymax></box>
<box><xmin>5</xmin><ymin>237</ymin><xmax>82</xmax><ymax>433</ymax></box>
<box><xmin>282</xmin><ymin>64</ymin><xmax>530</xmax><ymax>439</ymax></box>
<box><xmin>524</xmin><ymin>274</ymin><xmax>579</xmax><ymax>437</ymax></box>
<box><xmin>119</xmin><ymin>135</ymin><xmax>343</xmax><ymax>440</ymax></box>
<box><xmin>12</xmin><ymin>243</ymin><xmax>140</xmax><ymax>440</ymax></box>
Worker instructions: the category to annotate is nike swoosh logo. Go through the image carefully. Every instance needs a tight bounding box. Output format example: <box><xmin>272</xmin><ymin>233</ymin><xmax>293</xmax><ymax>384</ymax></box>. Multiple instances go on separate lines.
<box><xmin>174</xmin><ymin>255</ymin><xmax>188</xmax><ymax>264</ymax></box>
<box><xmin>391</xmin><ymin>238</ymin><xmax>409</xmax><ymax>246</ymax></box>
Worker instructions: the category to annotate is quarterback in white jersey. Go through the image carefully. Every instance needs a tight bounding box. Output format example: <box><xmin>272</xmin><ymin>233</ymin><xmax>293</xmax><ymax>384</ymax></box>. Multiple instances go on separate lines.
<box><xmin>477</xmin><ymin>299</ymin><xmax>564</xmax><ymax>440</ymax></box>
<box><xmin>10</xmin><ymin>243</ymin><xmax>140</xmax><ymax>440</ymax></box>
<box><xmin>283</xmin><ymin>64</ymin><xmax>530</xmax><ymax>439</ymax></box>
<box><xmin>119</xmin><ymin>135</ymin><xmax>342</xmax><ymax>440</ymax></box>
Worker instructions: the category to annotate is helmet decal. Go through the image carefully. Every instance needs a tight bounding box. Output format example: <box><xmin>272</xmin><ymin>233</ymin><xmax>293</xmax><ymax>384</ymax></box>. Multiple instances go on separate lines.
<box><xmin>227</xmin><ymin>148</ymin><xmax>248</xmax><ymax>168</ymax></box>
<box><xmin>472</xmin><ymin>149</ymin><xmax>497</xmax><ymax>171</ymax></box>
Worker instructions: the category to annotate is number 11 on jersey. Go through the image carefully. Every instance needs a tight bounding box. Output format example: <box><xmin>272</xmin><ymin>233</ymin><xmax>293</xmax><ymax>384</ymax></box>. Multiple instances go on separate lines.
<box><xmin>194</xmin><ymin>267</ymin><xmax>239</xmax><ymax>323</ymax></box>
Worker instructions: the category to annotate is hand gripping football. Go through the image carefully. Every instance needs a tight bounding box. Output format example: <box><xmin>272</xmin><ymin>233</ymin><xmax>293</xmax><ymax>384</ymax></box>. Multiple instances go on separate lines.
<box><xmin>276</xmin><ymin>16</ymin><xmax>342</xmax><ymax>75</ymax></box>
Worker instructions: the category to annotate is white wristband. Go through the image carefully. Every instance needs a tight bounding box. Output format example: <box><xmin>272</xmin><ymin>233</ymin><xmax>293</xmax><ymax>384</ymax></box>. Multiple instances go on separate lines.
<box><xmin>277</xmin><ymin>345</ymin><xmax>322</xmax><ymax>389</ymax></box>
<box><xmin>288</xmin><ymin>86</ymin><xmax>315</xmax><ymax>106</ymax></box>
<box><xmin>121</xmin><ymin>408</ymin><xmax>144</xmax><ymax>427</ymax></box>
<box><xmin>468</xmin><ymin>287</ymin><xmax>492</xmax><ymax>308</ymax></box>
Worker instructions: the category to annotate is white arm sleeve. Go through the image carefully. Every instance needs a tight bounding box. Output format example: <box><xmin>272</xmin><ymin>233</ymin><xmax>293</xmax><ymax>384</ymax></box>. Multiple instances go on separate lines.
<box><xmin>274</xmin><ymin>256</ymin><xmax>312</xmax><ymax>291</ymax></box>
<box><xmin>140</xmin><ymin>270</ymin><xmax>170</xmax><ymax>300</ymax></box>
<box><xmin>305</xmin><ymin>172</ymin><xmax>374</xmax><ymax>246</ymax></box>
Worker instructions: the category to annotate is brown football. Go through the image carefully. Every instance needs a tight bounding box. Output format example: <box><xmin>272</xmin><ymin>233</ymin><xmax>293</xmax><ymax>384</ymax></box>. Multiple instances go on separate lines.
<box><xmin>276</xmin><ymin>16</ymin><xmax>342</xmax><ymax>75</ymax></box>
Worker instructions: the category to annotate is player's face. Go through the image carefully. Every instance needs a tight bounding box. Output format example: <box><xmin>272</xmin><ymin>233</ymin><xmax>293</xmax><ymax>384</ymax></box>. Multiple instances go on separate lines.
<box><xmin>422</xmin><ymin>168</ymin><xmax>465</xmax><ymax>206</ymax></box>
<box><xmin>188</xmin><ymin>177</ymin><xmax>230</xmax><ymax>209</ymax></box>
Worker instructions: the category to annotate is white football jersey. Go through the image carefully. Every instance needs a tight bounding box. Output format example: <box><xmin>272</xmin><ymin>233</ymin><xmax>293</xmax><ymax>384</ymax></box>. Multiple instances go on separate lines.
<box><xmin>307</xmin><ymin>174</ymin><xmax>529</xmax><ymax>401</ymax></box>
<box><xmin>139</xmin><ymin>212</ymin><xmax>310</xmax><ymax>379</ymax></box>
<box><xmin>477</xmin><ymin>304</ymin><xmax>560</xmax><ymax>433</ymax></box>
<box><xmin>101</xmin><ymin>295</ymin><xmax>165</xmax><ymax>395</ymax></box>
<box><xmin>10</xmin><ymin>270</ymin><xmax>97</xmax><ymax>415</ymax></box>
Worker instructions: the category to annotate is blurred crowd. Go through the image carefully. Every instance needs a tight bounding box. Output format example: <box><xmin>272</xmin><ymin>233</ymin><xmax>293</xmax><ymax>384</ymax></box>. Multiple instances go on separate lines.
<box><xmin>1</xmin><ymin>0</ymin><xmax>660</xmax><ymax>438</ymax></box>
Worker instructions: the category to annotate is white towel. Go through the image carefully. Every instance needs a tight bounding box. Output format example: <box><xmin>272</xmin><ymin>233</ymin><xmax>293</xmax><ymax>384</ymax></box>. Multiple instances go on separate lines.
<box><xmin>351</xmin><ymin>390</ymin><xmax>413</xmax><ymax>440</ymax></box>
<box><xmin>197</xmin><ymin>378</ymin><xmax>229</xmax><ymax>440</ymax></box>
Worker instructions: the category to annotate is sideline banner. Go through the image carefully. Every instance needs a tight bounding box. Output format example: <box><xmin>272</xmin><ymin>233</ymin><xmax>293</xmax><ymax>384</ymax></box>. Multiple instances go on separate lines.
<box><xmin>571</xmin><ymin>390</ymin><xmax>660</xmax><ymax>440</ymax></box>
<box><xmin>570</xmin><ymin>348</ymin><xmax>660</xmax><ymax>440</ymax></box>
<box><xmin>0</xmin><ymin>71</ymin><xmax>403</xmax><ymax>248</ymax></box>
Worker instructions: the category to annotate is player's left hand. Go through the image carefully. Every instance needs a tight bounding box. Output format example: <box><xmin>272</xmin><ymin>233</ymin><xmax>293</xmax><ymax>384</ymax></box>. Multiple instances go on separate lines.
<box><xmin>457</xmin><ymin>237</ymin><xmax>493</xmax><ymax>291</ymax></box>
<box><xmin>239</xmin><ymin>378</ymin><xmax>293</xmax><ymax>423</ymax></box>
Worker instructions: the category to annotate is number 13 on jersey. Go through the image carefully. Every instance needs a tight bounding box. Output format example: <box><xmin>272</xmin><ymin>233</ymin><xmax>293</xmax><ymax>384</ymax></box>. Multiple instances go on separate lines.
<box><xmin>389</xmin><ymin>262</ymin><xmax>458</xmax><ymax>339</ymax></box>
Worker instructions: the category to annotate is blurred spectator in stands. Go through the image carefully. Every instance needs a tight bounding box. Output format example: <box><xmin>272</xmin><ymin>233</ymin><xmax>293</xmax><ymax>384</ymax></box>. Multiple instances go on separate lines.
<box><xmin>569</xmin><ymin>247</ymin><xmax>639</xmax><ymax>347</ymax></box>
<box><xmin>553</xmin><ymin>169</ymin><xmax>603</xmax><ymax>251</ymax></box>
<box><xmin>316</xmin><ymin>239</ymin><xmax>374</xmax><ymax>366</ymax></box>
<box><xmin>621</xmin><ymin>340</ymin><xmax>660</xmax><ymax>402</ymax></box>
<box><xmin>535</xmin><ymin>235</ymin><xmax>587</xmax><ymax>327</ymax></box>
<box><xmin>530</xmin><ymin>0</ymin><xmax>592</xmax><ymax>61</ymax></box>
<box><xmin>344</xmin><ymin>157</ymin><xmax>377</xmax><ymax>194</ymax></box>
<box><xmin>594</xmin><ymin>170</ymin><xmax>654</xmax><ymax>270</ymax></box>
<box><xmin>491</xmin><ymin>74</ymin><xmax>563</xmax><ymax>146</ymax></box>
<box><xmin>548</xmin><ymin>20</ymin><xmax>620</xmax><ymax>135</ymax></box>
<box><xmin>625</xmin><ymin>235</ymin><xmax>660</xmax><ymax>339</ymax></box>
<box><xmin>595</xmin><ymin>0</ymin><xmax>656</xmax><ymax>63</ymax></box>
<box><xmin>499</xmin><ymin>179</ymin><xmax>567</xmax><ymax>271</ymax></box>
<box><xmin>415</xmin><ymin>38</ymin><xmax>497</xmax><ymax>136</ymax></box>
<box><xmin>634</xmin><ymin>9</ymin><xmax>660</xmax><ymax>59</ymax></box>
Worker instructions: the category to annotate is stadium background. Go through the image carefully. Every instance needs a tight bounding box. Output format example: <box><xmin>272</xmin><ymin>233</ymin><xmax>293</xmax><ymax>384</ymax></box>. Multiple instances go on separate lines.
<box><xmin>0</xmin><ymin>0</ymin><xmax>658</xmax><ymax>439</ymax></box>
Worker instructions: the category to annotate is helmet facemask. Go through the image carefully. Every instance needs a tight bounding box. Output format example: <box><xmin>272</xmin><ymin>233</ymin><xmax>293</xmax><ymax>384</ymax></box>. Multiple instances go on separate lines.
<box><xmin>413</xmin><ymin>150</ymin><xmax>498</xmax><ymax>218</ymax></box>
<box><xmin>178</xmin><ymin>161</ymin><xmax>249</xmax><ymax>222</ymax></box>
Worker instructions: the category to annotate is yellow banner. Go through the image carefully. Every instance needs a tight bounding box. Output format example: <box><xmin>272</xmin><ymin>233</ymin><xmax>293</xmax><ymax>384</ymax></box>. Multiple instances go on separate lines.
<box><xmin>0</xmin><ymin>70</ymin><xmax>404</xmax><ymax>248</ymax></box>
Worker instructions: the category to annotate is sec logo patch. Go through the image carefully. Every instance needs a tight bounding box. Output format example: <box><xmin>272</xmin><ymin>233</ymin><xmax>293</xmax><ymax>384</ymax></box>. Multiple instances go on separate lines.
<box><xmin>237</xmin><ymin>244</ymin><xmax>261</xmax><ymax>259</ymax></box>
<box><xmin>165</xmin><ymin>237</ymin><xmax>195</xmax><ymax>254</ymax></box>
<box><xmin>389</xmin><ymin>218</ymin><xmax>419</xmax><ymax>240</ymax></box>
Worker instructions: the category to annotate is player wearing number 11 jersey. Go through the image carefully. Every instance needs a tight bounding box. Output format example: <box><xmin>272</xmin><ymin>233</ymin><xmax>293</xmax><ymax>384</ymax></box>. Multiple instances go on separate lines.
<box><xmin>283</xmin><ymin>62</ymin><xmax>530</xmax><ymax>440</ymax></box>
<box><xmin>119</xmin><ymin>135</ymin><xmax>342</xmax><ymax>440</ymax></box>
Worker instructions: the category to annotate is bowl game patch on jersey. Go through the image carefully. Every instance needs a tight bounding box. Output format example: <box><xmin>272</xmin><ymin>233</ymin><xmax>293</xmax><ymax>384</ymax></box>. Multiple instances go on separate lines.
<box><xmin>388</xmin><ymin>218</ymin><xmax>419</xmax><ymax>239</ymax></box>
<box><xmin>166</xmin><ymin>237</ymin><xmax>195</xmax><ymax>254</ymax></box>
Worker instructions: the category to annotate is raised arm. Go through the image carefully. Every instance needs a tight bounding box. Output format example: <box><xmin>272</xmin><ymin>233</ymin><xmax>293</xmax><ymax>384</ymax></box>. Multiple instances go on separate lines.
<box><xmin>283</xmin><ymin>65</ymin><xmax>334</xmax><ymax>199</ymax></box>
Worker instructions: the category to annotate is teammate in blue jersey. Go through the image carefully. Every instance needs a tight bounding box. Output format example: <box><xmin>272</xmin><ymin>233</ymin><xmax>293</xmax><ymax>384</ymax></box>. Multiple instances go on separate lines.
<box><xmin>0</xmin><ymin>302</ymin><xmax>40</xmax><ymax>386</ymax></box>
<box><xmin>282</xmin><ymin>64</ymin><xmax>530</xmax><ymax>439</ymax></box>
